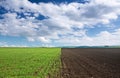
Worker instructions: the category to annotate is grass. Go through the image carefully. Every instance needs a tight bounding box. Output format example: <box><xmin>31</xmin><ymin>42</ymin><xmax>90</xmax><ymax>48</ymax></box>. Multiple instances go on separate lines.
<box><xmin>0</xmin><ymin>47</ymin><xmax>61</xmax><ymax>78</ymax></box>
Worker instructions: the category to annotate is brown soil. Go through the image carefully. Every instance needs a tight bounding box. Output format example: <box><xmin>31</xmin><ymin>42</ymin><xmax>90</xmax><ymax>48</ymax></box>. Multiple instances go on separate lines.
<box><xmin>61</xmin><ymin>48</ymin><xmax>120</xmax><ymax>78</ymax></box>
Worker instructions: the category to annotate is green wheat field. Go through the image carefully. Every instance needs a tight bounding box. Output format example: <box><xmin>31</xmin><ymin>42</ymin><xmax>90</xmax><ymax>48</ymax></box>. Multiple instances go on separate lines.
<box><xmin>0</xmin><ymin>48</ymin><xmax>61</xmax><ymax>78</ymax></box>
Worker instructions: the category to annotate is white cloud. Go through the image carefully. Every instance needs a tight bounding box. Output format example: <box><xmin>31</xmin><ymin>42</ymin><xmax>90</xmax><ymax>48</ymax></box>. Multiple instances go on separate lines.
<box><xmin>41</xmin><ymin>44</ymin><xmax>55</xmax><ymax>47</ymax></box>
<box><xmin>0</xmin><ymin>44</ymin><xmax>28</xmax><ymax>47</ymax></box>
<box><xmin>27</xmin><ymin>37</ymin><xmax>35</xmax><ymax>42</ymax></box>
<box><xmin>92</xmin><ymin>29</ymin><xmax>120</xmax><ymax>46</ymax></box>
<box><xmin>37</xmin><ymin>37</ymin><xmax>50</xmax><ymax>43</ymax></box>
<box><xmin>27</xmin><ymin>36</ymin><xmax>50</xmax><ymax>43</ymax></box>
<box><xmin>0</xmin><ymin>41</ymin><xmax>28</xmax><ymax>47</ymax></box>
<box><xmin>56</xmin><ymin>28</ymin><xmax>120</xmax><ymax>46</ymax></box>
<box><xmin>0</xmin><ymin>0</ymin><xmax>120</xmax><ymax>46</ymax></box>
<box><xmin>0</xmin><ymin>42</ymin><xmax>7</xmax><ymax>46</ymax></box>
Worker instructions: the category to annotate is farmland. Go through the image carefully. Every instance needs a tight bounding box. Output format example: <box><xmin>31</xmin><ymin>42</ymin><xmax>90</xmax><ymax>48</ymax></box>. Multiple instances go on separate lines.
<box><xmin>0</xmin><ymin>48</ymin><xmax>61</xmax><ymax>78</ymax></box>
<box><xmin>0</xmin><ymin>48</ymin><xmax>120</xmax><ymax>78</ymax></box>
<box><xmin>61</xmin><ymin>48</ymin><xmax>120</xmax><ymax>78</ymax></box>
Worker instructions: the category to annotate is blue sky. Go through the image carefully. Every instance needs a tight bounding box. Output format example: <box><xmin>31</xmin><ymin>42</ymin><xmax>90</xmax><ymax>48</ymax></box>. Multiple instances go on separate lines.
<box><xmin>0</xmin><ymin>0</ymin><xmax>120</xmax><ymax>47</ymax></box>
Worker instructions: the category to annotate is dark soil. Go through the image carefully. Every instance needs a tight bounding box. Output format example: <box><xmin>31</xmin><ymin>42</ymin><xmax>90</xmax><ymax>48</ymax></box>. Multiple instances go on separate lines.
<box><xmin>61</xmin><ymin>48</ymin><xmax>120</xmax><ymax>78</ymax></box>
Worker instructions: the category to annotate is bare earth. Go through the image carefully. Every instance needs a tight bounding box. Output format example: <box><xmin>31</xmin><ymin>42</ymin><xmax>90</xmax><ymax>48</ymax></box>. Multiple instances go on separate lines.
<box><xmin>61</xmin><ymin>48</ymin><xmax>120</xmax><ymax>78</ymax></box>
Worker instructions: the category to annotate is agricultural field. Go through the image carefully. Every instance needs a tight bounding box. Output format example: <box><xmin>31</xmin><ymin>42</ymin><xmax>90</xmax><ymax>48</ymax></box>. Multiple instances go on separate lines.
<box><xmin>0</xmin><ymin>48</ymin><xmax>120</xmax><ymax>78</ymax></box>
<box><xmin>61</xmin><ymin>48</ymin><xmax>120</xmax><ymax>78</ymax></box>
<box><xmin>0</xmin><ymin>48</ymin><xmax>61</xmax><ymax>78</ymax></box>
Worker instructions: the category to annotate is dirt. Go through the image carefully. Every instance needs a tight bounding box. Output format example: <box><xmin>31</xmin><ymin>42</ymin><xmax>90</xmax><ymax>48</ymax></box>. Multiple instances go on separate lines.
<box><xmin>61</xmin><ymin>48</ymin><xmax>120</xmax><ymax>78</ymax></box>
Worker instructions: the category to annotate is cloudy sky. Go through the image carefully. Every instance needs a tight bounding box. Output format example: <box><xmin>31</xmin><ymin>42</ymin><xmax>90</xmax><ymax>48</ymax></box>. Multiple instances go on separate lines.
<box><xmin>0</xmin><ymin>0</ymin><xmax>120</xmax><ymax>47</ymax></box>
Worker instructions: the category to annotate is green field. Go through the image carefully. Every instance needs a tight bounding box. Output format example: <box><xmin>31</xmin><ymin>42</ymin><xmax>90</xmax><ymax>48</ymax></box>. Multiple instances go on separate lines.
<box><xmin>0</xmin><ymin>48</ymin><xmax>61</xmax><ymax>78</ymax></box>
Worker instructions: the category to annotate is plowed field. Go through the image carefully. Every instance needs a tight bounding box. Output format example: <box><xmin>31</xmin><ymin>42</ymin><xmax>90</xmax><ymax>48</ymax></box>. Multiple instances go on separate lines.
<box><xmin>61</xmin><ymin>48</ymin><xmax>120</xmax><ymax>78</ymax></box>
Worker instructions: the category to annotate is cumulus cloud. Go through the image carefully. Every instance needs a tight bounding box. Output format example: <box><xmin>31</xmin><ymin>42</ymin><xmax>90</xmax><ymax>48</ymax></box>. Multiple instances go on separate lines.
<box><xmin>56</xmin><ymin>28</ymin><xmax>120</xmax><ymax>46</ymax></box>
<box><xmin>0</xmin><ymin>0</ymin><xmax>120</xmax><ymax>46</ymax></box>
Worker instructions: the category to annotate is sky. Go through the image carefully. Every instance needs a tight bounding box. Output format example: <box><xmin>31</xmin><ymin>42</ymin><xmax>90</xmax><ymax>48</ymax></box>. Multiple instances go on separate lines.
<box><xmin>0</xmin><ymin>0</ymin><xmax>120</xmax><ymax>47</ymax></box>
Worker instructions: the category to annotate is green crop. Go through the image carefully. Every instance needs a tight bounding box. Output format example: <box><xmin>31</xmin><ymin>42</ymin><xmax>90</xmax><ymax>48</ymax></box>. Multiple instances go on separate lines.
<box><xmin>0</xmin><ymin>47</ymin><xmax>61</xmax><ymax>78</ymax></box>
